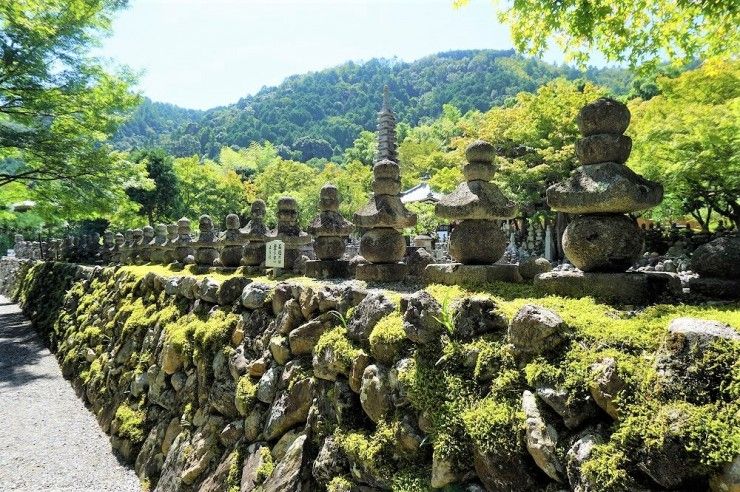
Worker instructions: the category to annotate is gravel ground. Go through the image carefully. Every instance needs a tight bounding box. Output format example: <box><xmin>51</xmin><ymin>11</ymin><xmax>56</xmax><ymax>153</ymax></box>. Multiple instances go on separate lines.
<box><xmin>0</xmin><ymin>295</ymin><xmax>140</xmax><ymax>492</ymax></box>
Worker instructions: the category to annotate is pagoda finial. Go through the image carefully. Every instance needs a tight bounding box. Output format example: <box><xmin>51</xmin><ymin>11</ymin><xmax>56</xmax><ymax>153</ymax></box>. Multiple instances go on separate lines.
<box><xmin>376</xmin><ymin>86</ymin><xmax>397</xmax><ymax>163</ymax></box>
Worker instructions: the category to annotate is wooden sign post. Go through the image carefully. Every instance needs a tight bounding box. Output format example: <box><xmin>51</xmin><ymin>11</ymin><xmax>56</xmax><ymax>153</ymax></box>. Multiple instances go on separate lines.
<box><xmin>265</xmin><ymin>239</ymin><xmax>285</xmax><ymax>277</ymax></box>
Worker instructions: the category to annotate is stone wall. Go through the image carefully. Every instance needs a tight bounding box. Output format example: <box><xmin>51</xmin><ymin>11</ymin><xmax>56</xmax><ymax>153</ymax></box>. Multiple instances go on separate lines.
<box><xmin>0</xmin><ymin>257</ymin><xmax>33</xmax><ymax>297</ymax></box>
<box><xmin>5</xmin><ymin>259</ymin><xmax>738</xmax><ymax>492</ymax></box>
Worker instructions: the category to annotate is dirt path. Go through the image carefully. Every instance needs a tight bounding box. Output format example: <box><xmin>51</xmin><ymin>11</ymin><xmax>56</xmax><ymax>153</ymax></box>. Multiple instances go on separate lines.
<box><xmin>0</xmin><ymin>295</ymin><xmax>140</xmax><ymax>491</ymax></box>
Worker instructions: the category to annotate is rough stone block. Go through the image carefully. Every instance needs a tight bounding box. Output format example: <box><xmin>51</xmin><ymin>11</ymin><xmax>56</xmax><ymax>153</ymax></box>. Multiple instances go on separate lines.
<box><xmin>688</xmin><ymin>277</ymin><xmax>740</xmax><ymax>300</ymax></box>
<box><xmin>304</xmin><ymin>259</ymin><xmax>350</xmax><ymax>279</ymax></box>
<box><xmin>423</xmin><ymin>263</ymin><xmax>523</xmax><ymax>286</ymax></box>
<box><xmin>355</xmin><ymin>262</ymin><xmax>408</xmax><ymax>282</ymax></box>
<box><xmin>534</xmin><ymin>270</ymin><xmax>681</xmax><ymax>304</ymax></box>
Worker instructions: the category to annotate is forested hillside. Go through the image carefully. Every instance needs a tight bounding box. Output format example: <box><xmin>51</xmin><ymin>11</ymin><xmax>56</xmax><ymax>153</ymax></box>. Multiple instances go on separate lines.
<box><xmin>113</xmin><ymin>50</ymin><xmax>631</xmax><ymax>158</ymax></box>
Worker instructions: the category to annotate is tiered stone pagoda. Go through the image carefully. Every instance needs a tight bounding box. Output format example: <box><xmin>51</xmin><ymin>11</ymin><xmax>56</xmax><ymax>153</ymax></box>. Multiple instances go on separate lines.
<box><xmin>216</xmin><ymin>213</ymin><xmax>245</xmax><ymax>269</ymax></box>
<box><xmin>193</xmin><ymin>214</ymin><xmax>219</xmax><ymax>270</ymax></box>
<box><xmin>424</xmin><ymin>140</ymin><xmax>521</xmax><ymax>285</ymax></box>
<box><xmin>241</xmin><ymin>200</ymin><xmax>268</xmax><ymax>270</ymax></box>
<box><xmin>149</xmin><ymin>224</ymin><xmax>169</xmax><ymax>264</ymax></box>
<box><xmin>270</xmin><ymin>196</ymin><xmax>311</xmax><ymax>272</ymax></box>
<box><xmin>353</xmin><ymin>88</ymin><xmax>416</xmax><ymax>282</ymax></box>
<box><xmin>173</xmin><ymin>218</ymin><xmax>195</xmax><ymax>265</ymax></box>
<box><xmin>536</xmin><ymin>98</ymin><xmax>677</xmax><ymax>303</ymax></box>
<box><xmin>305</xmin><ymin>183</ymin><xmax>354</xmax><ymax>278</ymax></box>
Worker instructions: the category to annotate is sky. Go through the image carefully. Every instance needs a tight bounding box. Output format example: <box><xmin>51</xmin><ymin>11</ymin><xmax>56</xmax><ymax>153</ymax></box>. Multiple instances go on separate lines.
<box><xmin>99</xmin><ymin>0</ymin><xmax>604</xmax><ymax>110</ymax></box>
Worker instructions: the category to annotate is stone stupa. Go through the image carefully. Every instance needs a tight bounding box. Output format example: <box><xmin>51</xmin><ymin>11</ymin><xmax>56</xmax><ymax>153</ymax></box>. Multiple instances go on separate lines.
<box><xmin>424</xmin><ymin>140</ymin><xmax>521</xmax><ymax>285</ymax></box>
<box><xmin>161</xmin><ymin>223</ymin><xmax>178</xmax><ymax>264</ymax></box>
<box><xmin>149</xmin><ymin>224</ymin><xmax>169</xmax><ymax>264</ymax></box>
<box><xmin>193</xmin><ymin>214</ymin><xmax>220</xmax><ymax>270</ymax></box>
<box><xmin>305</xmin><ymin>183</ymin><xmax>354</xmax><ymax>278</ymax></box>
<box><xmin>173</xmin><ymin>217</ymin><xmax>195</xmax><ymax>266</ymax></box>
<box><xmin>269</xmin><ymin>196</ymin><xmax>311</xmax><ymax>272</ymax></box>
<box><xmin>536</xmin><ymin>98</ymin><xmax>679</xmax><ymax>303</ymax></box>
<box><xmin>241</xmin><ymin>200</ymin><xmax>268</xmax><ymax>271</ymax></box>
<box><xmin>353</xmin><ymin>87</ymin><xmax>416</xmax><ymax>282</ymax></box>
<box><xmin>216</xmin><ymin>213</ymin><xmax>246</xmax><ymax>270</ymax></box>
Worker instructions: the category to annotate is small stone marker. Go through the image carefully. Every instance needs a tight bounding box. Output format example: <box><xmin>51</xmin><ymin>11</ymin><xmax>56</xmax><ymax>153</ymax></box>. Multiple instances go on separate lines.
<box><xmin>265</xmin><ymin>240</ymin><xmax>285</xmax><ymax>269</ymax></box>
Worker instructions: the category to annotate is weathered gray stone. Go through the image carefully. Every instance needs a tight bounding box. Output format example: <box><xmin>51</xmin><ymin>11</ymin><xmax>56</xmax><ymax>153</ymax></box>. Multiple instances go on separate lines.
<box><xmin>589</xmin><ymin>358</ymin><xmax>625</xmax><ymax>420</ymax></box>
<box><xmin>518</xmin><ymin>256</ymin><xmax>552</xmax><ymax>280</ymax></box>
<box><xmin>563</xmin><ymin>214</ymin><xmax>643</xmax><ymax>272</ymax></box>
<box><xmin>347</xmin><ymin>292</ymin><xmax>396</xmax><ymax>342</ymax></box>
<box><xmin>453</xmin><ymin>297</ymin><xmax>508</xmax><ymax>340</ymax></box>
<box><xmin>263</xmin><ymin>378</ymin><xmax>312</xmax><ymax>440</ymax></box>
<box><xmin>360</xmin><ymin>364</ymin><xmax>391</xmax><ymax>422</ymax></box>
<box><xmin>576</xmin><ymin>97</ymin><xmax>630</xmax><ymax>136</ymax></box>
<box><xmin>312</xmin><ymin>436</ymin><xmax>349</xmax><ymax>485</ymax></box>
<box><xmin>535</xmin><ymin>270</ymin><xmax>681</xmax><ymax>305</ymax></box>
<box><xmin>547</xmin><ymin>162</ymin><xmax>663</xmax><ymax>214</ymax></box>
<box><xmin>288</xmin><ymin>312</ymin><xmax>335</xmax><ymax>355</ymax></box>
<box><xmin>522</xmin><ymin>390</ymin><xmax>564</xmax><ymax>482</ymax></box>
<box><xmin>217</xmin><ymin>276</ymin><xmax>251</xmax><ymax>305</ymax></box>
<box><xmin>575</xmin><ymin>133</ymin><xmax>632</xmax><ymax>165</ymax></box>
<box><xmin>566</xmin><ymin>431</ymin><xmax>605</xmax><ymax>492</ymax></box>
<box><xmin>402</xmin><ymin>290</ymin><xmax>443</xmax><ymax>344</ymax></box>
<box><xmin>536</xmin><ymin>386</ymin><xmax>597</xmax><ymax>430</ymax></box>
<box><xmin>241</xmin><ymin>283</ymin><xmax>271</xmax><ymax>310</ymax></box>
<box><xmin>424</xmin><ymin>263</ymin><xmax>523</xmax><ymax>286</ymax></box>
<box><xmin>509</xmin><ymin>304</ymin><xmax>567</xmax><ymax>361</ymax></box>
<box><xmin>690</xmin><ymin>235</ymin><xmax>740</xmax><ymax>280</ymax></box>
<box><xmin>357</xmin><ymin>227</ymin><xmax>406</xmax><ymax>263</ymax></box>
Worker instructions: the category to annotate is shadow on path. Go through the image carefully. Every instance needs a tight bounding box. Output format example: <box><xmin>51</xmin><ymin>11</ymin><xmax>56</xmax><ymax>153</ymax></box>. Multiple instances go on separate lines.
<box><xmin>0</xmin><ymin>301</ymin><xmax>52</xmax><ymax>390</ymax></box>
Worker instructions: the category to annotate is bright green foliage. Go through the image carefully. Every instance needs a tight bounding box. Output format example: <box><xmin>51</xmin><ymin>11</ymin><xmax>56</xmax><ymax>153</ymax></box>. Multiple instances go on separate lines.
<box><xmin>456</xmin><ymin>0</ymin><xmax>739</xmax><ymax>69</ymax></box>
<box><xmin>368</xmin><ymin>313</ymin><xmax>406</xmax><ymax>353</ymax></box>
<box><xmin>327</xmin><ymin>476</ymin><xmax>352</xmax><ymax>492</ymax></box>
<box><xmin>462</xmin><ymin>396</ymin><xmax>524</xmax><ymax>456</ymax></box>
<box><xmin>629</xmin><ymin>58</ymin><xmax>740</xmax><ymax>229</ymax></box>
<box><xmin>113</xmin><ymin>403</ymin><xmax>146</xmax><ymax>444</ymax></box>
<box><xmin>126</xmin><ymin>149</ymin><xmax>181</xmax><ymax>224</ymax></box>
<box><xmin>164</xmin><ymin>310</ymin><xmax>238</xmax><ymax>359</ymax></box>
<box><xmin>336</xmin><ymin>421</ymin><xmax>399</xmax><ymax>478</ymax></box>
<box><xmin>0</xmin><ymin>0</ymin><xmax>143</xmax><ymax>220</ymax></box>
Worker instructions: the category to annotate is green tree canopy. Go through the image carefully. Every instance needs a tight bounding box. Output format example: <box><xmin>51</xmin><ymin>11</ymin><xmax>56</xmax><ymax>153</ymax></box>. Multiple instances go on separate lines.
<box><xmin>457</xmin><ymin>0</ymin><xmax>739</xmax><ymax>69</ymax></box>
<box><xmin>0</xmin><ymin>0</ymin><xmax>142</xmax><ymax>220</ymax></box>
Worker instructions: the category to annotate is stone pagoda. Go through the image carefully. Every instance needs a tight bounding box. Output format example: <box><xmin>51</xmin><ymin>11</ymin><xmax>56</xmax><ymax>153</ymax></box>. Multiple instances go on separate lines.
<box><xmin>270</xmin><ymin>196</ymin><xmax>311</xmax><ymax>272</ymax></box>
<box><xmin>241</xmin><ymin>200</ymin><xmax>269</xmax><ymax>271</ymax></box>
<box><xmin>149</xmin><ymin>224</ymin><xmax>169</xmax><ymax>264</ymax></box>
<box><xmin>353</xmin><ymin>87</ymin><xmax>416</xmax><ymax>282</ymax></box>
<box><xmin>173</xmin><ymin>218</ymin><xmax>195</xmax><ymax>266</ymax></box>
<box><xmin>120</xmin><ymin>230</ymin><xmax>133</xmax><ymax>264</ymax></box>
<box><xmin>193</xmin><ymin>214</ymin><xmax>220</xmax><ymax>270</ymax></box>
<box><xmin>131</xmin><ymin>229</ymin><xmax>145</xmax><ymax>264</ymax></box>
<box><xmin>305</xmin><ymin>183</ymin><xmax>354</xmax><ymax>278</ymax></box>
<box><xmin>216</xmin><ymin>213</ymin><xmax>246</xmax><ymax>270</ymax></box>
<box><xmin>138</xmin><ymin>226</ymin><xmax>155</xmax><ymax>263</ymax></box>
<box><xmin>425</xmin><ymin>140</ymin><xmax>521</xmax><ymax>285</ymax></box>
<box><xmin>536</xmin><ymin>98</ymin><xmax>677</xmax><ymax>303</ymax></box>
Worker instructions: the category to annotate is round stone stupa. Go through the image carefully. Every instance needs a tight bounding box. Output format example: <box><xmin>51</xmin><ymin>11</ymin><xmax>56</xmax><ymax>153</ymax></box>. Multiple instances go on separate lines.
<box><xmin>305</xmin><ymin>183</ymin><xmax>354</xmax><ymax>278</ymax></box>
<box><xmin>435</xmin><ymin>140</ymin><xmax>516</xmax><ymax>264</ymax></box>
<box><xmin>193</xmin><ymin>214</ymin><xmax>219</xmax><ymax>269</ymax></box>
<box><xmin>173</xmin><ymin>218</ymin><xmax>195</xmax><ymax>265</ymax></box>
<box><xmin>241</xmin><ymin>200</ymin><xmax>268</xmax><ymax>268</ymax></box>
<box><xmin>217</xmin><ymin>213</ymin><xmax>246</xmax><ymax>268</ymax></box>
<box><xmin>270</xmin><ymin>196</ymin><xmax>311</xmax><ymax>272</ymax></box>
<box><xmin>547</xmin><ymin>98</ymin><xmax>663</xmax><ymax>272</ymax></box>
<box><xmin>149</xmin><ymin>224</ymin><xmax>169</xmax><ymax>264</ymax></box>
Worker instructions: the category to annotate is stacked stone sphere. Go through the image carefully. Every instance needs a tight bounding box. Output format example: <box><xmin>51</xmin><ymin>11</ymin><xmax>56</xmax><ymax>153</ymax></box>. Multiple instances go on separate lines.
<box><xmin>547</xmin><ymin>98</ymin><xmax>663</xmax><ymax>272</ymax></box>
<box><xmin>174</xmin><ymin>218</ymin><xmax>195</xmax><ymax>265</ymax></box>
<box><xmin>308</xmin><ymin>184</ymin><xmax>353</xmax><ymax>260</ymax></box>
<box><xmin>435</xmin><ymin>140</ymin><xmax>517</xmax><ymax>264</ymax></box>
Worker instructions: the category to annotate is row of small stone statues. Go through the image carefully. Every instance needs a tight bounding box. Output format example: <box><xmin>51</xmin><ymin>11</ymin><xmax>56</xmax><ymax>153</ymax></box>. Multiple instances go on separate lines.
<box><xmin>12</xmin><ymin>191</ymin><xmax>343</xmax><ymax>270</ymax></box>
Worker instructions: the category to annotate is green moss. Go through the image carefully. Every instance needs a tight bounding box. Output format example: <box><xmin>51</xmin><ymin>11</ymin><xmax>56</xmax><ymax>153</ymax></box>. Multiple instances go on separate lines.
<box><xmin>336</xmin><ymin>421</ymin><xmax>398</xmax><ymax>478</ymax></box>
<box><xmin>369</xmin><ymin>312</ymin><xmax>406</xmax><ymax>360</ymax></box>
<box><xmin>114</xmin><ymin>403</ymin><xmax>146</xmax><ymax>444</ymax></box>
<box><xmin>327</xmin><ymin>476</ymin><xmax>352</xmax><ymax>492</ymax></box>
<box><xmin>580</xmin><ymin>442</ymin><xmax>631</xmax><ymax>491</ymax></box>
<box><xmin>462</xmin><ymin>396</ymin><xmax>523</xmax><ymax>456</ymax></box>
<box><xmin>314</xmin><ymin>327</ymin><xmax>360</xmax><ymax>366</ymax></box>
<box><xmin>391</xmin><ymin>467</ymin><xmax>431</xmax><ymax>492</ymax></box>
<box><xmin>235</xmin><ymin>375</ymin><xmax>258</xmax><ymax>416</ymax></box>
<box><xmin>255</xmin><ymin>446</ymin><xmax>274</xmax><ymax>483</ymax></box>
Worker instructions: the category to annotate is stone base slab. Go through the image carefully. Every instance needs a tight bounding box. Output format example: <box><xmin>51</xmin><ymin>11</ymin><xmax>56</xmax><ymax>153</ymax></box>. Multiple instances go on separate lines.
<box><xmin>534</xmin><ymin>270</ymin><xmax>681</xmax><ymax>305</ymax></box>
<box><xmin>304</xmin><ymin>260</ymin><xmax>350</xmax><ymax>279</ymax></box>
<box><xmin>688</xmin><ymin>277</ymin><xmax>740</xmax><ymax>300</ymax></box>
<box><xmin>423</xmin><ymin>263</ymin><xmax>523</xmax><ymax>286</ymax></box>
<box><xmin>355</xmin><ymin>262</ymin><xmax>408</xmax><ymax>282</ymax></box>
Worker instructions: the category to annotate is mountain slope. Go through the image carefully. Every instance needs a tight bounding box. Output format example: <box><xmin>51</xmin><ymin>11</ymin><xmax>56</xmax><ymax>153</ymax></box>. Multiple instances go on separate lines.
<box><xmin>113</xmin><ymin>50</ymin><xmax>631</xmax><ymax>158</ymax></box>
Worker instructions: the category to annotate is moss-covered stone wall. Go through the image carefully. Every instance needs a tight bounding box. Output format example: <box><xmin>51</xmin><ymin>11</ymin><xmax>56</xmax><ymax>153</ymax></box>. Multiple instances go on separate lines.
<box><xmin>6</xmin><ymin>259</ymin><xmax>739</xmax><ymax>491</ymax></box>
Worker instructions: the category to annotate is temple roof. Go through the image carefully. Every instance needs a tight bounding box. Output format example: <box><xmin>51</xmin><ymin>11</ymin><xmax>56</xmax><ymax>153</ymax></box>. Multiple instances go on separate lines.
<box><xmin>401</xmin><ymin>182</ymin><xmax>442</xmax><ymax>204</ymax></box>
